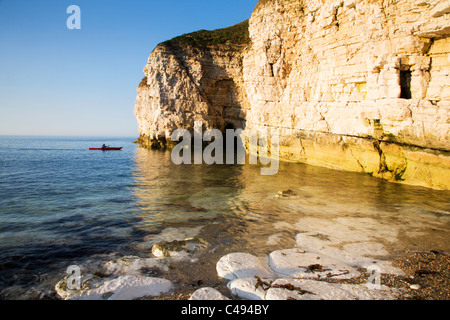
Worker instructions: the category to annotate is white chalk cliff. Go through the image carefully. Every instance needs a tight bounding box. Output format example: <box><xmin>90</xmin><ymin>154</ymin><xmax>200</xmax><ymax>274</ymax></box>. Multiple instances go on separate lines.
<box><xmin>134</xmin><ymin>0</ymin><xmax>450</xmax><ymax>190</ymax></box>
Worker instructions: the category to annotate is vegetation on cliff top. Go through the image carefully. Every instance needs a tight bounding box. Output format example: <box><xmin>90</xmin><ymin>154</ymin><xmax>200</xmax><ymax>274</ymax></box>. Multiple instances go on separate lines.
<box><xmin>163</xmin><ymin>20</ymin><xmax>250</xmax><ymax>48</ymax></box>
<box><xmin>138</xmin><ymin>76</ymin><xmax>148</xmax><ymax>88</ymax></box>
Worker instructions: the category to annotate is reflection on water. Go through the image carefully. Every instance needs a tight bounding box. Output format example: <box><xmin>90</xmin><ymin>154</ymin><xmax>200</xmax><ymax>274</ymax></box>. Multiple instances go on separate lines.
<box><xmin>1</xmin><ymin>140</ymin><xmax>448</xmax><ymax>299</ymax></box>
<box><xmin>131</xmin><ymin>147</ymin><xmax>450</xmax><ymax>268</ymax></box>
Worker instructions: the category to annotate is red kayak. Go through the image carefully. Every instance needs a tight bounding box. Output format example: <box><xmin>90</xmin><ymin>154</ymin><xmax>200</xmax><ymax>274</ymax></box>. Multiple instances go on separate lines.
<box><xmin>89</xmin><ymin>147</ymin><xmax>123</xmax><ymax>151</ymax></box>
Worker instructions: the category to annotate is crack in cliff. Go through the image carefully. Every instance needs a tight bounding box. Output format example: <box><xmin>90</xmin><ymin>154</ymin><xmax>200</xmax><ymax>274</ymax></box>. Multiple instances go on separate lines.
<box><xmin>373</xmin><ymin>140</ymin><xmax>390</xmax><ymax>174</ymax></box>
<box><xmin>312</xmin><ymin>104</ymin><xmax>331</xmax><ymax>132</ymax></box>
<box><xmin>299</xmin><ymin>137</ymin><xmax>306</xmax><ymax>156</ymax></box>
<box><xmin>161</xmin><ymin>42</ymin><xmax>246</xmax><ymax>129</ymax></box>
<box><xmin>349</xmin><ymin>147</ymin><xmax>369</xmax><ymax>174</ymax></box>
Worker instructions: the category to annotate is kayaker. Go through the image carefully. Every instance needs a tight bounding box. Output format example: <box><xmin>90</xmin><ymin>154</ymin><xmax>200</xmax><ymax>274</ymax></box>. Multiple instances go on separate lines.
<box><xmin>102</xmin><ymin>144</ymin><xmax>107</xmax><ymax>149</ymax></box>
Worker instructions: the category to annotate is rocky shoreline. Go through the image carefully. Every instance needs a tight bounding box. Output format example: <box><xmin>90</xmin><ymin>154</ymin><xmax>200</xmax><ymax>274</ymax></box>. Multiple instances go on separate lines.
<box><xmin>147</xmin><ymin>250</ymin><xmax>450</xmax><ymax>301</ymax></box>
<box><xmin>53</xmin><ymin>227</ymin><xmax>449</xmax><ymax>301</ymax></box>
<box><xmin>50</xmin><ymin>187</ymin><xmax>450</xmax><ymax>301</ymax></box>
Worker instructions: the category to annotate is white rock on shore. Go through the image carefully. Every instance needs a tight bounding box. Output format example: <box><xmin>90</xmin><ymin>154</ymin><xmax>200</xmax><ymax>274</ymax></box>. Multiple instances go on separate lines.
<box><xmin>269</xmin><ymin>248</ymin><xmax>360</xmax><ymax>280</ymax></box>
<box><xmin>217</xmin><ymin>249</ymin><xmax>403</xmax><ymax>300</ymax></box>
<box><xmin>189</xmin><ymin>287</ymin><xmax>230</xmax><ymax>300</ymax></box>
<box><xmin>56</xmin><ymin>275</ymin><xmax>173</xmax><ymax>300</ymax></box>
<box><xmin>216</xmin><ymin>252</ymin><xmax>277</xmax><ymax>280</ymax></box>
<box><xmin>55</xmin><ymin>273</ymin><xmax>103</xmax><ymax>300</ymax></box>
<box><xmin>266</xmin><ymin>278</ymin><xmax>398</xmax><ymax>300</ymax></box>
<box><xmin>228</xmin><ymin>277</ymin><xmax>268</xmax><ymax>300</ymax></box>
<box><xmin>77</xmin><ymin>275</ymin><xmax>172</xmax><ymax>300</ymax></box>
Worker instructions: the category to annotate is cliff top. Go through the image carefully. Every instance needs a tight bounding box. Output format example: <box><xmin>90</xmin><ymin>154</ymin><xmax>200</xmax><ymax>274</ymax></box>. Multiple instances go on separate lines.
<box><xmin>163</xmin><ymin>20</ymin><xmax>250</xmax><ymax>49</ymax></box>
<box><xmin>254</xmin><ymin>0</ymin><xmax>305</xmax><ymax>13</ymax></box>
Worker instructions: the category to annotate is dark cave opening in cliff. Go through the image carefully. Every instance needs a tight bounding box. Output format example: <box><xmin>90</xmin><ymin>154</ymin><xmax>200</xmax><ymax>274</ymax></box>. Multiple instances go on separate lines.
<box><xmin>400</xmin><ymin>69</ymin><xmax>412</xmax><ymax>99</ymax></box>
<box><xmin>223</xmin><ymin>122</ymin><xmax>238</xmax><ymax>150</ymax></box>
<box><xmin>222</xmin><ymin>122</ymin><xmax>245</xmax><ymax>164</ymax></box>
<box><xmin>269</xmin><ymin>63</ymin><xmax>274</xmax><ymax>77</ymax></box>
<box><xmin>224</xmin><ymin>122</ymin><xmax>236</xmax><ymax>131</ymax></box>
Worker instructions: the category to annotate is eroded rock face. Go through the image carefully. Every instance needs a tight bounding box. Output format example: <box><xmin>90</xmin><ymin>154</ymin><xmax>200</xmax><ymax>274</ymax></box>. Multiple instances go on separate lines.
<box><xmin>134</xmin><ymin>0</ymin><xmax>450</xmax><ymax>189</ymax></box>
<box><xmin>134</xmin><ymin>27</ymin><xmax>250</xmax><ymax>148</ymax></box>
<box><xmin>243</xmin><ymin>0</ymin><xmax>450</xmax><ymax>189</ymax></box>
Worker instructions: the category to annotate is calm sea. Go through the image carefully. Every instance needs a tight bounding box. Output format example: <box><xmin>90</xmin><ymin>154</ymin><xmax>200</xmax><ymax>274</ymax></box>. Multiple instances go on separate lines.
<box><xmin>0</xmin><ymin>136</ymin><xmax>449</xmax><ymax>299</ymax></box>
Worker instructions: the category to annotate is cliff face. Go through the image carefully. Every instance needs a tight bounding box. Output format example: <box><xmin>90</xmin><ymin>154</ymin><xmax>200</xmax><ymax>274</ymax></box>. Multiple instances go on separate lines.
<box><xmin>134</xmin><ymin>21</ymin><xmax>250</xmax><ymax>149</ymax></box>
<box><xmin>134</xmin><ymin>0</ymin><xmax>450</xmax><ymax>190</ymax></box>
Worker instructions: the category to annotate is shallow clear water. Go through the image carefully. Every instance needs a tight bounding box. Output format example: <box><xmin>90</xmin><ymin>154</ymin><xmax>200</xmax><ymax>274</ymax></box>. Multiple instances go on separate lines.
<box><xmin>0</xmin><ymin>136</ymin><xmax>449</xmax><ymax>299</ymax></box>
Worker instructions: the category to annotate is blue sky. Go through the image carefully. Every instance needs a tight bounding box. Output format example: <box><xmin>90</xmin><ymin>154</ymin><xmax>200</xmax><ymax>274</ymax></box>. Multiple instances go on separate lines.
<box><xmin>0</xmin><ymin>0</ymin><xmax>258</xmax><ymax>137</ymax></box>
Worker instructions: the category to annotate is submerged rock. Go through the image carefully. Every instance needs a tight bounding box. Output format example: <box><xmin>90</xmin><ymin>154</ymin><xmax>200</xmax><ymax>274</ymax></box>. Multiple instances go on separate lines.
<box><xmin>151</xmin><ymin>238</ymin><xmax>208</xmax><ymax>258</ymax></box>
<box><xmin>104</xmin><ymin>255</ymin><xmax>168</xmax><ymax>277</ymax></box>
<box><xmin>135</xmin><ymin>226</ymin><xmax>204</xmax><ymax>251</ymax></box>
<box><xmin>275</xmin><ymin>189</ymin><xmax>297</xmax><ymax>198</ymax></box>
